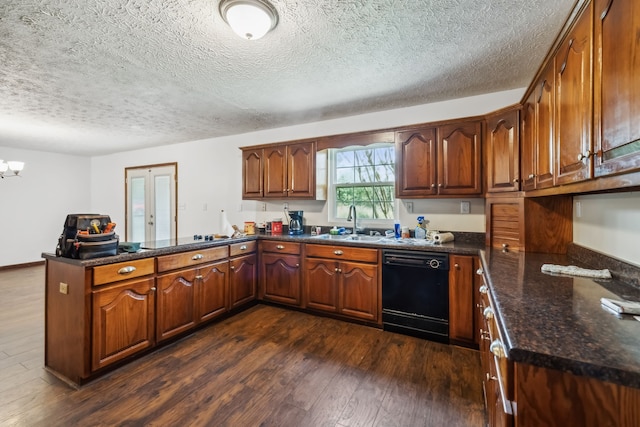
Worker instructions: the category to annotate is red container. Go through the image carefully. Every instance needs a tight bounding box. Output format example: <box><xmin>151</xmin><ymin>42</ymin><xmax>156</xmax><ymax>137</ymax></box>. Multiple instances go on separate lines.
<box><xmin>271</xmin><ymin>220</ymin><xmax>283</xmax><ymax>234</ymax></box>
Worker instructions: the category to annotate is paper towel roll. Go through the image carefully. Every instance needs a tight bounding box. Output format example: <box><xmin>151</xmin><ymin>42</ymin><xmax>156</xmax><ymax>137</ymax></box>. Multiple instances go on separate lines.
<box><xmin>432</xmin><ymin>232</ymin><xmax>455</xmax><ymax>243</ymax></box>
<box><xmin>219</xmin><ymin>210</ymin><xmax>235</xmax><ymax>237</ymax></box>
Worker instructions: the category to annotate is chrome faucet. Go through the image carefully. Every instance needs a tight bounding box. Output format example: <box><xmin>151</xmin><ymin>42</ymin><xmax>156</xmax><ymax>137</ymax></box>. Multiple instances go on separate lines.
<box><xmin>347</xmin><ymin>204</ymin><xmax>358</xmax><ymax>235</ymax></box>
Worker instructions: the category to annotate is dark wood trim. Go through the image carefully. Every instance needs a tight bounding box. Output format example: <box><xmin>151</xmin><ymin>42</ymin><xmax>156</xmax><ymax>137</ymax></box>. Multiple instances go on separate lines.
<box><xmin>0</xmin><ymin>260</ymin><xmax>45</xmax><ymax>271</ymax></box>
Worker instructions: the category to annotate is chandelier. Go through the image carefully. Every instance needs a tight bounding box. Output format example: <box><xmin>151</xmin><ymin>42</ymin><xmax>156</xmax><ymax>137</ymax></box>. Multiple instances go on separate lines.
<box><xmin>0</xmin><ymin>160</ymin><xmax>25</xmax><ymax>178</ymax></box>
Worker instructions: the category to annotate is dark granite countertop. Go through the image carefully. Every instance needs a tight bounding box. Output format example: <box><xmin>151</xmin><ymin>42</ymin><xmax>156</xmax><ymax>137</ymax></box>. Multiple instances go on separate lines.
<box><xmin>481</xmin><ymin>249</ymin><xmax>640</xmax><ymax>389</ymax></box>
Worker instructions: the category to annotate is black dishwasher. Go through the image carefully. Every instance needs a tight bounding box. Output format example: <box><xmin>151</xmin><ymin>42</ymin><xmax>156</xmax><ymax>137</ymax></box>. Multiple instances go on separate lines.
<box><xmin>382</xmin><ymin>250</ymin><xmax>449</xmax><ymax>343</ymax></box>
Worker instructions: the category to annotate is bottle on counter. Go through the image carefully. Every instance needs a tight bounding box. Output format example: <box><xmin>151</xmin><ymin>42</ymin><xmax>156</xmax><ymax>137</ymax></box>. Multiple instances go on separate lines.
<box><xmin>414</xmin><ymin>216</ymin><xmax>427</xmax><ymax>239</ymax></box>
<box><xmin>394</xmin><ymin>219</ymin><xmax>401</xmax><ymax>238</ymax></box>
<box><xmin>401</xmin><ymin>226</ymin><xmax>410</xmax><ymax>239</ymax></box>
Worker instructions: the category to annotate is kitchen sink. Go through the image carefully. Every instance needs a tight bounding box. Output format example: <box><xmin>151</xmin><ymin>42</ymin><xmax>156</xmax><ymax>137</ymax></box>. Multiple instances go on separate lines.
<box><xmin>312</xmin><ymin>234</ymin><xmax>384</xmax><ymax>243</ymax></box>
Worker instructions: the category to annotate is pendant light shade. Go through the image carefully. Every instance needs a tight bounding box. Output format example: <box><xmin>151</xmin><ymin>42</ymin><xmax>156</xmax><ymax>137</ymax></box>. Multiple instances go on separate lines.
<box><xmin>219</xmin><ymin>0</ymin><xmax>278</xmax><ymax>40</ymax></box>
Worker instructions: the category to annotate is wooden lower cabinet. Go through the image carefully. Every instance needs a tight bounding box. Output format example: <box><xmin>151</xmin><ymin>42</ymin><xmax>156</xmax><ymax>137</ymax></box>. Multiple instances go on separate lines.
<box><xmin>229</xmin><ymin>252</ymin><xmax>257</xmax><ymax>309</ymax></box>
<box><xmin>449</xmin><ymin>254</ymin><xmax>477</xmax><ymax>347</ymax></box>
<box><xmin>260</xmin><ymin>253</ymin><xmax>302</xmax><ymax>305</ymax></box>
<box><xmin>91</xmin><ymin>277</ymin><xmax>156</xmax><ymax>371</ymax></box>
<box><xmin>198</xmin><ymin>260</ymin><xmax>229</xmax><ymax>322</ymax></box>
<box><xmin>304</xmin><ymin>244</ymin><xmax>379</xmax><ymax>323</ymax></box>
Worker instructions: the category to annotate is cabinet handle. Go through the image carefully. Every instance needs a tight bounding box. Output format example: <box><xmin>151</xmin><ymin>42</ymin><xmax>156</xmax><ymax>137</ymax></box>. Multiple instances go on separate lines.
<box><xmin>192</xmin><ymin>254</ymin><xmax>203</xmax><ymax>260</ymax></box>
<box><xmin>454</xmin><ymin>263</ymin><xmax>460</xmax><ymax>269</ymax></box>
<box><xmin>512</xmin><ymin>178</ymin><xmax>519</xmax><ymax>183</ymax></box>
<box><xmin>578</xmin><ymin>150</ymin><xmax>592</xmax><ymax>161</ymax></box>
<box><xmin>151</xmin><ymin>287</ymin><xmax>156</xmax><ymax>292</ymax></box>
<box><xmin>334</xmin><ymin>250</ymin><xmax>343</xmax><ymax>255</ymax></box>
<box><xmin>476</xmin><ymin>268</ymin><xmax>483</xmax><ymax>275</ymax></box>
<box><xmin>335</xmin><ymin>268</ymin><xmax>339</xmax><ymax>272</ymax></box>
<box><xmin>230</xmin><ymin>265</ymin><xmax>235</xmax><ymax>270</ymax></box>
<box><xmin>430</xmin><ymin>184</ymin><xmax>436</xmax><ymax>188</ymax></box>
<box><xmin>528</xmin><ymin>173</ymin><xmax>535</xmax><ymax>179</ymax></box>
<box><xmin>480</xmin><ymin>329</ymin><xmax>491</xmax><ymax>341</ymax></box>
<box><xmin>276</xmin><ymin>245</ymin><xmax>285</xmax><ymax>250</ymax></box>
<box><xmin>486</xmin><ymin>373</ymin><xmax>498</xmax><ymax>381</ymax></box>
<box><xmin>479</xmin><ymin>285</ymin><xmax>488</xmax><ymax>294</ymax></box>
<box><xmin>338</xmin><ymin>268</ymin><xmax>342</xmax><ymax>273</ymax></box>
<box><xmin>438</xmin><ymin>183</ymin><xmax>443</xmax><ymax>187</ymax></box>
<box><xmin>117</xmin><ymin>266</ymin><xmax>136</xmax><ymax>275</ymax></box>
<box><xmin>483</xmin><ymin>307</ymin><xmax>494</xmax><ymax>320</ymax></box>
<box><xmin>490</xmin><ymin>340</ymin><xmax>506</xmax><ymax>358</ymax></box>
<box><xmin>240</xmin><ymin>245</ymin><xmax>247</xmax><ymax>250</ymax></box>
<box><xmin>195</xmin><ymin>275</ymin><xmax>203</xmax><ymax>280</ymax></box>
<box><xmin>295</xmin><ymin>263</ymin><xmax>300</xmax><ymax>268</ymax></box>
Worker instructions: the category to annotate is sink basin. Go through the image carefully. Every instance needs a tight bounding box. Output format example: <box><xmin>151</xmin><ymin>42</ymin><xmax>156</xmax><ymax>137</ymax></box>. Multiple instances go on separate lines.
<box><xmin>312</xmin><ymin>234</ymin><xmax>383</xmax><ymax>243</ymax></box>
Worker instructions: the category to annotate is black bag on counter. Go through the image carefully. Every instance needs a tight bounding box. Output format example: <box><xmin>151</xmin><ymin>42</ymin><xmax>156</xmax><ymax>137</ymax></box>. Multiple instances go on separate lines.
<box><xmin>56</xmin><ymin>214</ymin><xmax>119</xmax><ymax>259</ymax></box>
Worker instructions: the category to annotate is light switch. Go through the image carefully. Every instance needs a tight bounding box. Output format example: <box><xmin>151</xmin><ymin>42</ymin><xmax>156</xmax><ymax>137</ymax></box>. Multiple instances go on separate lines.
<box><xmin>460</xmin><ymin>201</ymin><xmax>470</xmax><ymax>214</ymax></box>
<box><xmin>59</xmin><ymin>282</ymin><xmax>69</xmax><ymax>295</ymax></box>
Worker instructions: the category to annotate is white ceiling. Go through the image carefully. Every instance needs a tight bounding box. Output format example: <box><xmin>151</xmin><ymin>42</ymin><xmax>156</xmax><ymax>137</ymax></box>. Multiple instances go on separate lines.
<box><xmin>0</xmin><ymin>0</ymin><xmax>575</xmax><ymax>156</ymax></box>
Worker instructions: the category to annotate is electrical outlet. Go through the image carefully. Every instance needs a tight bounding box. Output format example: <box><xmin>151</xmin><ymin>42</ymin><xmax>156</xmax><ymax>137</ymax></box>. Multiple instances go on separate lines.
<box><xmin>460</xmin><ymin>201</ymin><xmax>470</xmax><ymax>214</ymax></box>
<box><xmin>261</xmin><ymin>202</ymin><xmax>267</xmax><ymax>211</ymax></box>
<box><xmin>59</xmin><ymin>282</ymin><xmax>69</xmax><ymax>295</ymax></box>
<box><xmin>406</xmin><ymin>202</ymin><xmax>413</xmax><ymax>213</ymax></box>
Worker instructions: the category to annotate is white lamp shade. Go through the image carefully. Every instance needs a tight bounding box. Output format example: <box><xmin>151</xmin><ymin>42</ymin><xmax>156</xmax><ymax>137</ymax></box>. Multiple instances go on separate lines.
<box><xmin>220</xmin><ymin>0</ymin><xmax>278</xmax><ymax>40</ymax></box>
<box><xmin>0</xmin><ymin>162</ymin><xmax>7</xmax><ymax>173</ymax></box>
<box><xmin>7</xmin><ymin>161</ymin><xmax>24</xmax><ymax>172</ymax></box>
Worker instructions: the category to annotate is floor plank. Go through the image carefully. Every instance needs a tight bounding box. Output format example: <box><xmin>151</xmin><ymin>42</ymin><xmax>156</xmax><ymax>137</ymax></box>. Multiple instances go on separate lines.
<box><xmin>0</xmin><ymin>265</ymin><xmax>485</xmax><ymax>426</ymax></box>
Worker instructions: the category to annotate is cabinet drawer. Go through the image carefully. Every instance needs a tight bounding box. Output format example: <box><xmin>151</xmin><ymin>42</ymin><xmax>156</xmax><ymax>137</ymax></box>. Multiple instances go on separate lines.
<box><xmin>305</xmin><ymin>244</ymin><xmax>378</xmax><ymax>263</ymax></box>
<box><xmin>93</xmin><ymin>258</ymin><xmax>155</xmax><ymax>286</ymax></box>
<box><xmin>230</xmin><ymin>240</ymin><xmax>257</xmax><ymax>257</ymax></box>
<box><xmin>261</xmin><ymin>240</ymin><xmax>301</xmax><ymax>255</ymax></box>
<box><xmin>157</xmin><ymin>246</ymin><xmax>229</xmax><ymax>273</ymax></box>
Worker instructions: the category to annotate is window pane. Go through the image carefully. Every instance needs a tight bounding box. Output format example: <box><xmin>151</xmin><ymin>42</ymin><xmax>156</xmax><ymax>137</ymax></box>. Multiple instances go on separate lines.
<box><xmin>354</xmin><ymin>149</ymin><xmax>372</xmax><ymax>167</ymax></box>
<box><xmin>355</xmin><ymin>166</ymin><xmax>376</xmax><ymax>183</ymax></box>
<box><xmin>336</xmin><ymin>151</ymin><xmax>354</xmax><ymax>168</ymax></box>
<box><xmin>336</xmin><ymin>187</ymin><xmax>354</xmax><ymax>203</ymax></box>
<box><xmin>355</xmin><ymin>202</ymin><xmax>374</xmax><ymax>219</ymax></box>
<box><xmin>336</xmin><ymin>167</ymin><xmax>354</xmax><ymax>184</ymax></box>
<box><xmin>131</xmin><ymin>177</ymin><xmax>146</xmax><ymax>243</ymax></box>
<box><xmin>336</xmin><ymin>203</ymin><xmax>351</xmax><ymax>219</ymax></box>
<box><xmin>375</xmin><ymin>165</ymin><xmax>394</xmax><ymax>182</ymax></box>
<box><xmin>375</xmin><ymin>147</ymin><xmax>395</xmax><ymax>164</ymax></box>
<box><xmin>375</xmin><ymin>202</ymin><xmax>394</xmax><ymax>219</ymax></box>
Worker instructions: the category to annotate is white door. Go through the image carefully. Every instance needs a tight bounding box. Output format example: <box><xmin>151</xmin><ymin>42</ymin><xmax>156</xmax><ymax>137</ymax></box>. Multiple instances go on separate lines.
<box><xmin>126</xmin><ymin>164</ymin><xmax>177</xmax><ymax>243</ymax></box>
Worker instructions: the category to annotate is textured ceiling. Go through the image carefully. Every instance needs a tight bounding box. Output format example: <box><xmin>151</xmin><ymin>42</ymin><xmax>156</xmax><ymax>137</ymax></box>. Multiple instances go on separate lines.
<box><xmin>0</xmin><ymin>0</ymin><xmax>576</xmax><ymax>156</ymax></box>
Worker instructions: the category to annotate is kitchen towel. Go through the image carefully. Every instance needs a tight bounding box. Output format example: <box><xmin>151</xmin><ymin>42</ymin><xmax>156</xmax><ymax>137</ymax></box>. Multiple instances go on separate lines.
<box><xmin>432</xmin><ymin>232</ymin><xmax>454</xmax><ymax>243</ymax></box>
<box><xmin>541</xmin><ymin>264</ymin><xmax>612</xmax><ymax>279</ymax></box>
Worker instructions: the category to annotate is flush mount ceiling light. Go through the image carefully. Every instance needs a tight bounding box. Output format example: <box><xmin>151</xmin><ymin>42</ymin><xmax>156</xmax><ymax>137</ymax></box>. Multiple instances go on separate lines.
<box><xmin>219</xmin><ymin>0</ymin><xmax>278</xmax><ymax>40</ymax></box>
<box><xmin>0</xmin><ymin>159</ymin><xmax>25</xmax><ymax>179</ymax></box>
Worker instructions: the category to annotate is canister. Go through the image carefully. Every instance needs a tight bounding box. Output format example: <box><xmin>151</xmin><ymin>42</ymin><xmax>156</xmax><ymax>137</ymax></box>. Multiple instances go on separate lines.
<box><xmin>272</xmin><ymin>219</ymin><xmax>283</xmax><ymax>234</ymax></box>
<box><xmin>244</xmin><ymin>221</ymin><xmax>256</xmax><ymax>235</ymax></box>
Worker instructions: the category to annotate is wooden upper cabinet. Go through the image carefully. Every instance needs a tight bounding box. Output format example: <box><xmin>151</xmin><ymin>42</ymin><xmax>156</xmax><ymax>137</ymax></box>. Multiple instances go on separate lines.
<box><xmin>287</xmin><ymin>141</ymin><xmax>315</xmax><ymax>198</ymax></box>
<box><xmin>438</xmin><ymin>120</ymin><xmax>482</xmax><ymax>195</ymax></box>
<box><xmin>248</xmin><ymin>140</ymin><xmax>315</xmax><ymax>199</ymax></box>
<box><xmin>263</xmin><ymin>144</ymin><xmax>288</xmax><ymax>198</ymax></box>
<box><xmin>395</xmin><ymin>127</ymin><xmax>437</xmax><ymax>197</ymax></box>
<box><xmin>486</xmin><ymin>108</ymin><xmax>520</xmax><ymax>193</ymax></box>
<box><xmin>521</xmin><ymin>91</ymin><xmax>537</xmax><ymax>192</ymax></box>
<box><xmin>593</xmin><ymin>0</ymin><xmax>640</xmax><ymax>177</ymax></box>
<box><xmin>555</xmin><ymin>2</ymin><xmax>593</xmax><ymax>186</ymax></box>
<box><xmin>242</xmin><ymin>148</ymin><xmax>263</xmax><ymax>199</ymax></box>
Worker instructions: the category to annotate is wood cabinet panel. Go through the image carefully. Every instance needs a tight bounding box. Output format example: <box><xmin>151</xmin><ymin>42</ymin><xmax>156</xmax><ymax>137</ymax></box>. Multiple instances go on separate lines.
<box><xmin>197</xmin><ymin>260</ymin><xmax>228</xmax><ymax>323</ymax></box>
<box><xmin>535</xmin><ymin>63</ymin><xmax>556</xmax><ymax>190</ymax></box>
<box><xmin>229</xmin><ymin>240</ymin><xmax>257</xmax><ymax>257</ymax></box>
<box><xmin>555</xmin><ymin>2</ymin><xmax>593</xmax><ymax>185</ymax></box>
<box><xmin>156</xmin><ymin>269</ymin><xmax>197</xmax><ymax>341</ymax></box>
<box><xmin>449</xmin><ymin>254</ymin><xmax>476</xmax><ymax>346</ymax></box>
<box><xmin>339</xmin><ymin>261</ymin><xmax>378</xmax><ymax>321</ymax></box>
<box><xmin>229</xmin><ymin>253</ymin><xmax>257</xmax><ymax>309</ymax></box>
<box><xmin>521</xmin><ymin>91</ymin><xmax>537</xmax><ymax>192</ymax></box>
<box><xmin>305</xmin><ymin>244</ymin><xmax>377</xmax><ymax>263</ymax></box>
<box><xmin>304</xmin><ymin>258</ymin><xmax>339</xmax><ymax>312</ymax></box>
<box><xmin>264</xmin><ymin>145</ymin><xmax>288</xmax><ymax>198</ymax></box>
<box><xmin>486</xmin><ymin>108</ymin><xmax>520</xmax><ymax>193</ymax></box>
<box><xmin>260</xmin><ymin>240</ymin><xmax>301</xmax><ymax>255</ymax></box>
<box><xmin>93</xmin><ymin>258</ymin><xmax>155</xmax><ymax>286</ymax></box>
<box><xmin>91</xmin><ymin>278</ymin><xmax>155</xmax><ymax>371</ymax></box>
<box><xmin>438</xmin><ymin>120</ymin><xmax>483</xmax><ymax>195</ymax></box>
<box><xmin>287</xmin><ymin>141</ymin><xmax>315</xmax><ymax>198</ymax></box>
<box><xmin>260</xmin><ymin>252</ymin><xmax>302</xmax><ymax>306</ymax></box>
<box><xmin>242</xmin><ymin>148</ymin><xmax>263</xmax><ymax>199</ymax></box>
<box><xmin>395</xmin><ymin>127</ymin><xmax>438</xmax><ymax>197</ymax></box>
<box><xmin>594</xmin><ymin>0</ymin><xmax>640</xmax><ymax>177</ymax></box>
<box><xmin>157</xmin><ymin>246</ymin><xmax>229</xmax><ymax>273</ymax></box>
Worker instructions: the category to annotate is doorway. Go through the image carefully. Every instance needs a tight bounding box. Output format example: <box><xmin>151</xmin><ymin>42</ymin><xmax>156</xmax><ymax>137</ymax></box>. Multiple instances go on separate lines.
<box><xmin>125</xmin><ymin>163</ymin><xmax>177</xmax><ymax>243</ymax></box>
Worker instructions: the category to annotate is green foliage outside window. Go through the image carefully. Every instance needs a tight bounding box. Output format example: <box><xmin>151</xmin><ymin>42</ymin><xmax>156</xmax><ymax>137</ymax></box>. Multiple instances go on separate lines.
<box><xmin>332</xmin><ymin>145</ymin><xmax>395</xmax><ymax>220</ymax></box>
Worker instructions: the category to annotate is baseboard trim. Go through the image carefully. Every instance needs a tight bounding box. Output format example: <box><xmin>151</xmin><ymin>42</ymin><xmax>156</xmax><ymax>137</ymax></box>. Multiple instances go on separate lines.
<box><xmin>0</xmin><ymin>260</ymin><xmax>45</xmax><ymax>271</ymax></box>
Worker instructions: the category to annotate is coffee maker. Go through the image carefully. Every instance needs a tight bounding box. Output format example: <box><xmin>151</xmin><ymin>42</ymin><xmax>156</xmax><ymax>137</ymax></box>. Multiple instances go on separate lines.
<box><xmin>287</xmin><ymin>210</ymin><xmax>304</xmax><ymax>235</ymax></box>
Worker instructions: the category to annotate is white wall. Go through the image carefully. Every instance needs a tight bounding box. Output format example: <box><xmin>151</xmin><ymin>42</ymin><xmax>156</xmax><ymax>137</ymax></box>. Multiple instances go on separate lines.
<box><xmin>90</xmin><ymin>89</ymin><xmax>523</xmax><ymax>242</ymax></box>
<box><xmin>0</xmin><ymin>146</ymin><xmax>91</xmax><ymax>266</ymax></box>
<box><xmin>573</xmin><ymin>192</ymin><xmax>640</xmax><ymax>267</ymax></box>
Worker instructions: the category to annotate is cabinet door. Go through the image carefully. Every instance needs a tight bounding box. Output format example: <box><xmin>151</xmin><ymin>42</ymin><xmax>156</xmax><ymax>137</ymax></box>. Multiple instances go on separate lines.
<box><xmin>594</xmin><ymin>0</ymin><xmax>640</xmax><ymax>177</ymax></box>
<box><xmin>260</xmin><ymin>253</ymin><xmax>302</xmax><ymax>305</ymax></box>
<box><xmin>287</xmin><ymin>141</ymin><xmax>315</xmax><ymax>198</ymax></box>
<box><xmin>229</xmin><ymin>253</ymin><xmax>257</xmax><ymax>309</ymax></box>
<box><xmin>438</xmin><ymin>121</ymin><xmax>482</xmax><ymax>195</ymax></box>
<box><xmin>555</xmin><ymin>4</ymin><xmax>593</xmax><ymax>185</ymax></box>
<box><xmin>156</xmin><ymin>269</ymin><xmax>196</xmax><ymax>341</ymax></box>
<box><xmin>536</xmin><ymin>63</ymin><xmax>556</xmax><ymax>189</ymax></box>
<box><xmin>521</xmin><ymin>91</ymin><xmax>537</xmax><ymax>191</ymax></box>
<box><xmin>242</xmin><ymin>148</ymin><xmax>263</xmax><ymax>199</ymax></box>
<box><xmin>263</xmin><ymin>144</ymin><xmax>288</xmax><ymax>198</ymax></box>
<box><xmin>198</xmin><ymin>260</ymin><xmax>228</xmax><ymax>323</ymax></box>
<box><xmin>395</xmin><ymin>127</ymin><xmax>437</xmax><ymax>197</ymax></box>
<box><xmin>339</xmin><ymin>261</ymin><xmax>378</xmax><ymax>321</ymax></box>
<box><xmin>92</xmin><ymin>278</ymin><xmax>155</xmax><ymax>371</ymax></box>
<box><xmin>486</xmin><ymin>108</ymin><xmax>520</xmax><ymax>193</ymax></box>
<box><xmin>305</xmin><ymin>258</ymin><xmax>338</xmax><ymax>312</ymax></box>
<box><xmin>449</xmin><ymin>255</ymin><xmax>476</xmax><ymax>346</ymax></box>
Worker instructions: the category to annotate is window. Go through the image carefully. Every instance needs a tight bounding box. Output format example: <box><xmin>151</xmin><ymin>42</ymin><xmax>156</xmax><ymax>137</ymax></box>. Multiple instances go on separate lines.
<box><xmin>329</xmin><ymin>144</ymin><xmax>395</xmax><ymax>223</ymax></box>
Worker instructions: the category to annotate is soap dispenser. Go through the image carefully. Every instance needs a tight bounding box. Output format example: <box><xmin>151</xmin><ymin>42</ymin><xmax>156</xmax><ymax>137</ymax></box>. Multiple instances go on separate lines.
<box><xmin>415</xmin><ymin>216</ymin><xmax>427</xmax><ymax>239</ymax></box>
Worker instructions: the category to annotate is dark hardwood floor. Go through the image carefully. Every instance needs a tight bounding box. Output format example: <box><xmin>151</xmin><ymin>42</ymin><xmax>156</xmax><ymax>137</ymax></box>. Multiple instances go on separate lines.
<box><xmin>0</xmin><ymin>265</ymin><xmax>484</xmax><ymax>426</ymax></box>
